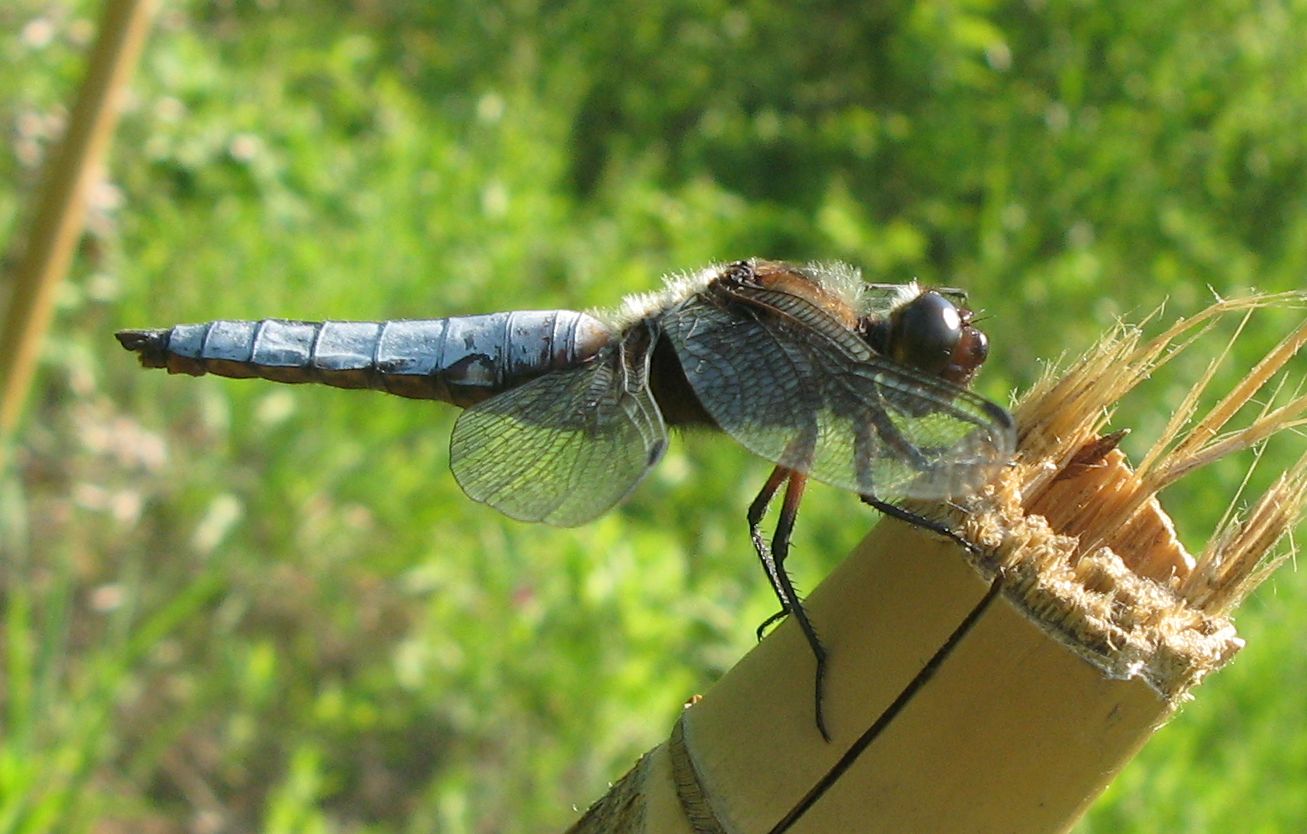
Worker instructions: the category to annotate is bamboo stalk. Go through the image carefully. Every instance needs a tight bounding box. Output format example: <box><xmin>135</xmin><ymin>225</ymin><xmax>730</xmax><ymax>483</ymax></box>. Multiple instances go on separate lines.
<box><xmin>0</xmin><ymin>0</ymin><xmax>156</xmax><ymax>444</ymax></box>
<box><xmin>569</xmin><ymin>292</ymin><xmax>1307</xmax><ymax>833</ymax></box>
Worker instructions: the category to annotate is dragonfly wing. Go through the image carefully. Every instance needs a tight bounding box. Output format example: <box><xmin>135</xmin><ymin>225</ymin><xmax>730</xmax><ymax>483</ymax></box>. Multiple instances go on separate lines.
<box><xmin>662</xmin><ymin>295</ymin><xmax>1014</xmax><ymax>500</ymax></box>
<box><xmin>449</xmin><ymin>338</ymin><xmax>667</xmax><ymax>527</ymax></box>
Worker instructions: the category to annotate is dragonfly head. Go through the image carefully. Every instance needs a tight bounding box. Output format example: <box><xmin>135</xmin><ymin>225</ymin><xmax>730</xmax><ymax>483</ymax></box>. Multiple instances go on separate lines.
<box><xmin>863</xmin><ymin>290</ymin><xmax>990</xmax><ymax>387</ymax></box>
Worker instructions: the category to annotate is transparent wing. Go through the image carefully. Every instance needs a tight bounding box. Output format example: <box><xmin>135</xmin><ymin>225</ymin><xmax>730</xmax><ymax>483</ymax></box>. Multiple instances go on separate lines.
<box><xmin>449</xmin><ymin>344</ymin><xmax>667</xmax><ymax>527</ymax></box>
<box><xmin>859</xmin><ymin>282</ymin><xmax>968</xmax><ymax>313</ymax></box>
<box><xmin>662</xmin><ymin>295</ymin><xmax>1014</xmax><ymax>500</ymax></box>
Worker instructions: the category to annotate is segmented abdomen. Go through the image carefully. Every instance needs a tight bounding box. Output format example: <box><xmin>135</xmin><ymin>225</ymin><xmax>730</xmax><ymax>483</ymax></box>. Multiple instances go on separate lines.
<box><xmin>115</xmin><ymin>311</ymin><xmax>613</xmax><ymax>407</ymax></box>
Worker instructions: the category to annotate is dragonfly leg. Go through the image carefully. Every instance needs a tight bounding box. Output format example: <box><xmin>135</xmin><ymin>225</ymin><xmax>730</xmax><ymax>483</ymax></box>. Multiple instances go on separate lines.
<box><xmin>772</xmin><ymin>473</ymin><xmax>831</xmax><ymax>741</ymax></box>
<box><xmin>857</xmin><ymin>400</ymin><xmax>979</xmax><ymax>555</ymax></box>
<box><xmin>860</xmin><ymin>494</ymin><xmax>979</xmax><ymax>556</ymax></box>
<box><xmin>748</xmin><ymin>465</ymin><xmax>792</xmax><ymax>640</ymax></box>
<box><xmin>748</xmin><ymin>468</ymin><xmax>831</xmax><ymax>741</ymax></box>
<box><xmin>754</xmin><ymin>607</ymin><xmax>789</xmax><ymax>640</ymax></box>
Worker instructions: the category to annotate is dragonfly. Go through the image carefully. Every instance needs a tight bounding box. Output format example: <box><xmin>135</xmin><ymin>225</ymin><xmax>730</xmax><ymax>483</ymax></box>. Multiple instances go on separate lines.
<box><xmin>117</xmin><ymin>258</ymin><xmax>1016</xmax><ymax>739</ymax></box>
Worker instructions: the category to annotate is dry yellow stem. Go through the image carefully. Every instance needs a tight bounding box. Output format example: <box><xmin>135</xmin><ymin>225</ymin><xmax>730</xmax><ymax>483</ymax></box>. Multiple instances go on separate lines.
<box><xmin>0</xmin><ymin>0</ymin><xmax>157</xmax><ymax>444</ymax></box>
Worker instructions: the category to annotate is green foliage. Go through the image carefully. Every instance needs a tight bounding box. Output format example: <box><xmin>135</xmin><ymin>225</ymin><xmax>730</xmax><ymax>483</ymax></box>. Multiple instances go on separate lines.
<box><xmin>3</xmin><ymin>0</ymin><xmax>1307</xmax><ymax>831</ymax></box>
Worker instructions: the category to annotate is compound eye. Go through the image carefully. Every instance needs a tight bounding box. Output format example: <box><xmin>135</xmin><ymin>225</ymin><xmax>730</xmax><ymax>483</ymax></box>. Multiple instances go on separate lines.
<box><xmin>957</xmin><ymin>327</ymin><xmax>988</xmax><ymax>365</ymax></box>
<box><xmin>944</xmin><ymin>327</ymin><xmax>988</xmax><ymax>385</ymax></box>
<box><xmin>890</xmin><ymin>292</ymin><xmax>962</xmax><ymax>376</ymax></box>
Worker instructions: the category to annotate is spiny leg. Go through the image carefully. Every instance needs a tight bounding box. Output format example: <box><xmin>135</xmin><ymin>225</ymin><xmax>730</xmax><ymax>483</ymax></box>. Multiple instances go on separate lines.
<box><xmin>857</xmin><ymin>395</ymin><xmax>979</xmax><ymax>555</ymax></box>
<box><xmin>859</xmin><ymin>495</ymin><xmax>978</xmax><ymax>556</ymax></box>
<box><xmin>747</xmin><ymin>467</ymin><xmax>831</xmax><ymax>741</ymax></box>
<box><xmin>748</xmin><ymin>465</ymin><xmax>792</xmax><ymax>640</ymax></box>
<box><xmin>772</xmin><ymin>472</ymin><xmax>831</xmax><ymax>741</ymax></box>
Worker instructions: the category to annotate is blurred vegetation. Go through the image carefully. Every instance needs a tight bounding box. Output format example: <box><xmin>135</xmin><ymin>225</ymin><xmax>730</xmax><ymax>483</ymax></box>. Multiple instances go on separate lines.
<box><xmin>2</xmin><ymin>0</ymin><xmax>1306</xmax><ymax>831</ymax></box>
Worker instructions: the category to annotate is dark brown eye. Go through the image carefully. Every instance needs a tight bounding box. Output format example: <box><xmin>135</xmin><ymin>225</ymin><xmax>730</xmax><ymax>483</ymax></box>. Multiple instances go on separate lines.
<box><xmin>890</xmin><ymin>291</ymin><xmax>963</xmax><ymax>376</ymax></box>
<box><xmin>944</xmin><ymin>327</ymin><xmax>988</xmax><ymax>385</ymax></box>
<box><xmin>957</xmin><ymin>328</ymin><xmax>988</xmax><ymax>364</ymax></box>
